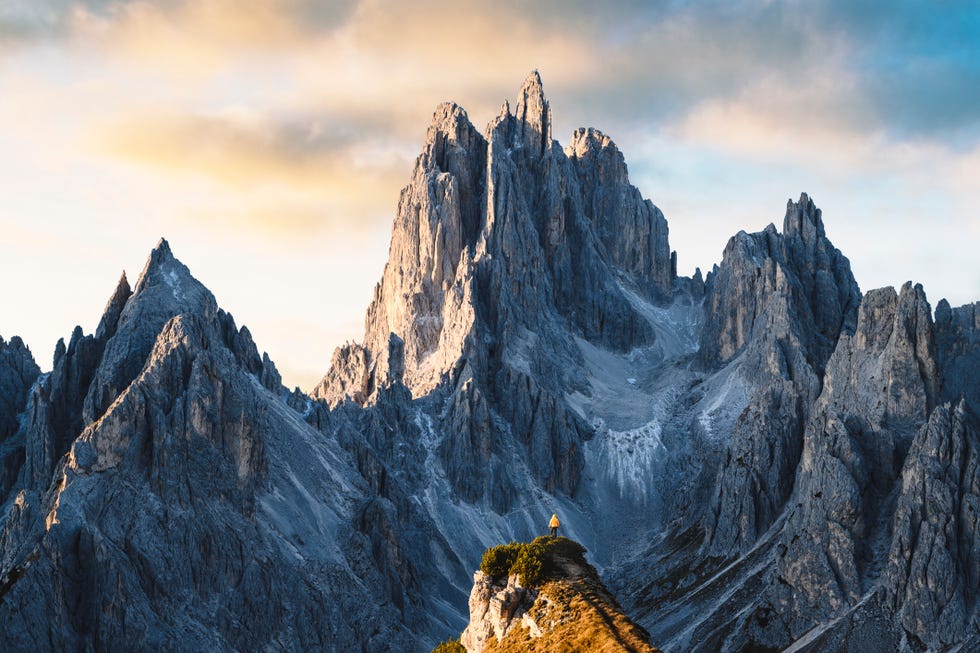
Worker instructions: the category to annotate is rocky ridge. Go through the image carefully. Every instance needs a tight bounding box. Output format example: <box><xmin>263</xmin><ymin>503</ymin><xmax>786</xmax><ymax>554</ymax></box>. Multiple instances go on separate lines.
<box><xmin>459</xmin><ymin>541</ymin><xmax>660</xmax><ymax>653</ymax></box>
<box><xmin>0</xmin><ymin>241</ymin><xmax>428</xmax><ymax>651</ymax></box>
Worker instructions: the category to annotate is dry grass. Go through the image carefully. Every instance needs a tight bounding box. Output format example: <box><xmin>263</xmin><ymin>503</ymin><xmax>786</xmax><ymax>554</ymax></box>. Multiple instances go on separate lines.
<box><xmin>486</xmin><ymin>549</ymin><xmax>662</xmax><ymax>653</ymax></box>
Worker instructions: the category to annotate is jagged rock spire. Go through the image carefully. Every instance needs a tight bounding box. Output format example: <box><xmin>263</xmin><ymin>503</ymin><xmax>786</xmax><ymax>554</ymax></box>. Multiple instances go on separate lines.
<box><xmin>701</xmin><ymin>193</ymin><xmax>859</xmax><ymax>371</ymax></box>
<box><xmin>95</xmin><ymin>272</ymin><xmax>131</xmax><ymax>340</ymax></box>
<box><xmin>82</xmin><ymin>239</ymin><xmax>217</xmax><ymax>423</ymax></box>
<box><xmin>515</xmin><ymin>69</ymin><xmax>552</xmax><ymax>154</ymax></box>
<box><xmin>783</xmin><ymin>192</ymin><xmax>825</xmax><ymax>242</ymax></box>
<box><xmin>315</xmin><ymin>70</ymin><xmax>675</xmax><ymax>501</ymax></box>
<box><xmin>0</xmin><ymin>335</ymin><xmax>39</xmax><ymax>441</ymax></box>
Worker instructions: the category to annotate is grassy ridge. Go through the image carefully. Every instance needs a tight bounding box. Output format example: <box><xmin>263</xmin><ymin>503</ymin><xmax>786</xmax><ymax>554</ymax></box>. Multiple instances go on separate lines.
<box><xmin>435</xmin><ymin>537</ymin><xmax>661</xmax><ymax>653</ymax></box>
<box><xmin>480</xmin><ymin>536</ymin><xmax>587</xmax><ymax>587</ymax></box>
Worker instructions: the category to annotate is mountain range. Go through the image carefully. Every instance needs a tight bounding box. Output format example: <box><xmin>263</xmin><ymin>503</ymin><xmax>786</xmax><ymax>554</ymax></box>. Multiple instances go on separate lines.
<box><xmin>1</xmin><ymin>71</ymin><xmax>978</xmax><ymax>652</ymax></box>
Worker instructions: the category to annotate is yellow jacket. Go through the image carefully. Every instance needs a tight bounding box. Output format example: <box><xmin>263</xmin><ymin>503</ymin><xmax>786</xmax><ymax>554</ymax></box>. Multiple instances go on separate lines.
<box><xmin>549</xmin><ymin>514</ymin><xmax>560</xmax><ymax>528</ymax></box>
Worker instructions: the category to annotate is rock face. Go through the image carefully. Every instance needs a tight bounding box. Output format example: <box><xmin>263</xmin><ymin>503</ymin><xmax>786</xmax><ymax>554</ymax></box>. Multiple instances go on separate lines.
<box><xmin>700</xmin><ymin>194</ymin><xmax>859</xmax><ymax>557</ymax></box>
<box><xmin>0</xmin><ymin>337</ymin><xmax>38</xmax><ymax>442</ymax></box>
<box><xmin>314</xmin><ymin>102</ymin><xmax>486</xmax><ymax>405</ymax></box>
<box><xmin>935</xmin><ymin>299</ymin><xmax>980</xmax><ymax>411</ymax></box>
<box><xmin>313</xmin><ymin>71</ymin><xmax>674</xmax><ymax>504</ymax></box>
<box><xmin>0</xmin><ymin>242</ymin><xmax>425</xmax><ymax>651</ymax></box>
<box><xmin>460</xmin><ymin>572</ymin><xmax>533</xmax><ymax>651</ymax></box>
<box><xmin>700</xmin><ymin>194</ymin><xmax>860</xmax><ymax>372</ymax></box>
<box><xmin>884</xmin><ymin>400</ymin><xmax>980</xmax><ymax>650</ymax></box>
<box><xmin>0</xmin><ymin>336</ymin><xmax>40</xmax><ymax>499</ymax></box>
<box><xmin>774</xmin><ymin>283</ymin><xmax>940</xmax><ymax>634</ymax></box>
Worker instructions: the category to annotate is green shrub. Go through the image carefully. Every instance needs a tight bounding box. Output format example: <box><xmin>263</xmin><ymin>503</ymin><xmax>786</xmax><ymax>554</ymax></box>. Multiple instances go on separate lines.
<box><xmin>479</xmin><ymin>536</ymin><xmax>588</xmax><ymax>588</ymax></box>
<box><xmin>432</xmin><ymin>637</ymin><xmax>465</xmax><ymax>653</ymax></box>
<box><xmin>480</xmin><ymin>542</ymin><xmax>521</xmax><ymax>579</ymax></box>
<box><xmin>511</xmin><ymin>540</ymin><xmax>546</xmax><ymax>586</ymax></box>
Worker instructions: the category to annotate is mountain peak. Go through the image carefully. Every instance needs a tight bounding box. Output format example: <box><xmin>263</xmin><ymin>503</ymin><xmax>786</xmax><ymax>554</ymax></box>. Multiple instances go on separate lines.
<box><xmin>132</xmin><ymin>237</ymin><xmax>196</xmax><ymax>299</ymax></box>
<box><xmin>519</xmin><ymin>69</ymin><xmax>544</xmax><ymax>95</ymax></box>
<box><xmin>151</xmin><ymin>237</ymin><xmax>174</xmax><ymax>262</ymax></box>
<box><xmin>515</xmin><ymin>69</ymin><xmax>551</xmax><ymax>153</ymax></box>
<box><xmin>421</xmin><ymin>102</ymin><xmax>484</xmax><ymax>174</ymax></box>
<box><xmin>566</xmin><ymin>127</ymin><xmax>618</xmax><ymax>160</ymax></box>
<box><xmin>81</xmin><ymin>238</ymin><xmax>217</xmax><ymax>423</ymax></box>
<box><xmin>95</xmin><ymin>271</ymin><xmax>133</xmax><ymax>340</ymax></box>
<box><xmin>783</xmin><ymin>192</ymin><xmax>825</xmax><ymax>241</ymax></box>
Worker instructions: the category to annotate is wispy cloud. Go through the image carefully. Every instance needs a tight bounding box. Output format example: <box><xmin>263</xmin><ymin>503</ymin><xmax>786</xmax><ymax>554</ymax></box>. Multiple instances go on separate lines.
<box><xmin>97</xmin><ymin>111</ymin><xmax>397</xmax><ymax>187</ymax></box>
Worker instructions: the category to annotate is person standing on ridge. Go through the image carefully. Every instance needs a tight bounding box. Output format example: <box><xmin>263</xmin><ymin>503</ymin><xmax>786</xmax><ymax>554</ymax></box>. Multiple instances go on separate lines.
<box><xmin>549</xmin><ymin>513</ymin><xmax>560</xmax><ymax>538</ymax></box>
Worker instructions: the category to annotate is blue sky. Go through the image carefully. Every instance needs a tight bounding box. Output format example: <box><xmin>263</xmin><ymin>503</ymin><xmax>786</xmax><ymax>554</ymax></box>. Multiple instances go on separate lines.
<box><xmin>1</xmin><ymin>0</ymin><xmax>978</xmax><ymax>389</ymax></box>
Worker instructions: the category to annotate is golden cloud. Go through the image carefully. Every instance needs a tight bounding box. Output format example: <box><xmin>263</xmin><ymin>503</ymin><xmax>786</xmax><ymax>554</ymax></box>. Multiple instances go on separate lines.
<box><xmin>97</xmin><ymin>112</ymin><xmax>398</xmax><ymax>186</ymax></box>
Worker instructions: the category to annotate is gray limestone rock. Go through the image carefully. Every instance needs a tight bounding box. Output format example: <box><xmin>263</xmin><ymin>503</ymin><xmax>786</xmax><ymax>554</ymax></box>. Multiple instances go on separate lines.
<box><xmin>459</xmin><ymin>571</ymin><xmax>533</xmax><ymax>652</ymax></box>
<box><xmin>20</xmin><ymin>270</ymin><xmax>132</xmax><ymax>492</ymax></box>
<box><xmin>82</xmin><ymin>239</ymin><xmax>217</xmax><ymax>423</ymax></box>
<box><xmin>700</xmin><ymin>194</ymin><xmax>860</xmax><ymax>373</ymax></box>
<box><xmin>701</xmin><ymin>195</ymin><xmax>853</xmax><ymax>556</ymax></box>
<box><xmin>313</xmin><ymin>72</ymin><xmax>674</xmax><ymax>506</ymax></box>
<box><xmin>2</xmin><ymin>71</ymin><xmax>979</xmax><ymax>653</ymax></box>
<box><xmin>0</xmin><ymin>337</ymin><xmax>39</xmax><ymax>444</ymax></box>
<box><xmin>0</xmin><ymin>337</ymin><xmax>40</xmax><ymax>500</ymax></box>
<box><xmin>884</xmin><ymin>399</ymin><xmax>980</xmax><ymax>649</ymax></box>
<box><xmin>0</xmin><ymin>247</ymin><xmax>420</xmax><ymax>652</ymax></box>
<box><xmin>775</xmin><ymin>283</ymin><xmax>941</xmax><ymax>636</ymax></box>
<box><xmin>313</xmin><ymin>102</ymin><xmax>486</xmax><ymax>404</ymax></box>
<box><xmin>703</xmin><ymin>378</ymin><xmax>808</xmax><ymax>557</ymax></box>
<box><xmin>565</xmin><ymin>127</ymin><xmax>672</xmax><ymax>299</ymax></box>
<box><xmin>936</xmin><ymin>299</ymin><xmax>980</xmax><ymax>411</ymax></box>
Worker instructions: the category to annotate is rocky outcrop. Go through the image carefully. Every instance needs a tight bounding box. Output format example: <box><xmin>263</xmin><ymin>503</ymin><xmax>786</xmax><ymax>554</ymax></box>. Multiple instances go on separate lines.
<box><xmin>774</xmin><ymin>283</ymin><xmax>940</xmax><ymax>635</ymax></box>
<box><xmin>936</xmin><ymin>299</ymin><xmax>980</xmax><ymax>411</ymax></box>
<box><xmin>458</xmin><ymin>540</ymin><xmax>660</xmax><ymax>653</ymax></box>
<box><xmin>0</xmin><ymin>243</ymin><xmax>420</xmax><ymax>652</ymax></box>
<box><xmin>701</xmin><ymin>195</ymin><xmax>857</xmax><ymax>556</ymax></box>
<box><xmin>0</xmin><ymin>337</ymin><xmax>40</xmax><ymax>499</ymax></box>
<box><xmin>884</xmin><ymin>399</ymin><xmax>980</xmax><ymax>649</ymax></box>
<box><xmin>459</xmin><ymin>572</ymin><xmax>535</xmax><ymax>652</ymax></box>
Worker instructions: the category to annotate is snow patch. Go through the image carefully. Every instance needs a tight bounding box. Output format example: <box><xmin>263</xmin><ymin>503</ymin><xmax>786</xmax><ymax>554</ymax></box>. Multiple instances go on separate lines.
<box><xmin>162</xmin><ymin>265</ymin><xmax>186</xmax><ymax>302</ymax></box>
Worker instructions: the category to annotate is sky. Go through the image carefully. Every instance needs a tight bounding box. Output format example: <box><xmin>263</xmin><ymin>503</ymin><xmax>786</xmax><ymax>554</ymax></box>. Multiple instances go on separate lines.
<box><xmin>1</xmin><ymin>0</ymin><xmax>978</xmax><ymax>391</ymax></box>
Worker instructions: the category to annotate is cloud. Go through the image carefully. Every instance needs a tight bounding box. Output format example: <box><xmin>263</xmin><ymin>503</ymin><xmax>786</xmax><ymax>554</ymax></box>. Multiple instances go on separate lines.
<box><xmin>7</xmin><ymin>0</ymin><xmax>980</xmax><ymax>145</ymax></box>
<box><xmin>0</xmin><ymin>0</ymin><xmax>112</xmax><ymax>43</ymax></box>
<box><xmin>1</xmin><ymin>0</ymin><xmax>357</xmax><ymax>42</ymax></box>
<box><xmin>97</xmin><ymin>111</ymin><xmax>395</xmax><ymax>185</ymax></box>
<box><xmin>93</xmin><ymin>110</ymin><xmax>414</xmax><ymax>246</ymax></box>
